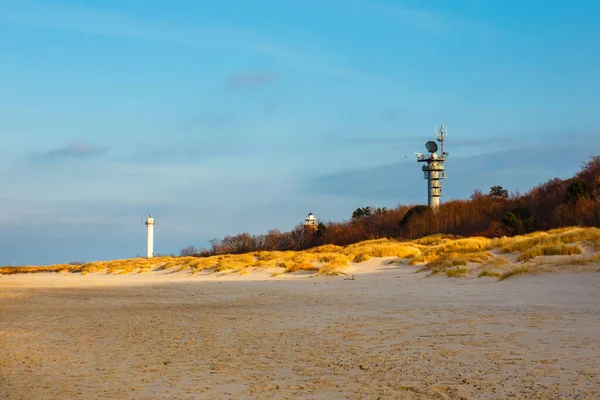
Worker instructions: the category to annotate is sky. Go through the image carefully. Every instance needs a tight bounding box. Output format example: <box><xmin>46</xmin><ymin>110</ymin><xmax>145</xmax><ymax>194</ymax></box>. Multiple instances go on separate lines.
<box><xmin>1</xmin><ymin>0</ymin><xmax>599</xmax><ymax>265</ymax></box>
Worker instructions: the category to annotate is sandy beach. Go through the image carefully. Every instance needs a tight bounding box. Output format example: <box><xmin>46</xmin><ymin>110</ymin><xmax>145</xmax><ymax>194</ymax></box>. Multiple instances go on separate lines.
<box><xmin>1</xmin><ymin>260</ymin><xmax>599</xmax><ymax>399</ymax></box>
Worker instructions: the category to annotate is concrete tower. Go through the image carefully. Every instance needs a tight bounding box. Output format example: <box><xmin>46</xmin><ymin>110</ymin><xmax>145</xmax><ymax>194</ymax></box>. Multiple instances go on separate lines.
<box><xmin>144</xmin><ymin>213</ymin><xmax>155</xmax><ymax>258</ymax></box>
<box><xmin>415</xmin><ymin>124</ymin><xmax>448</xmax><ymax>209</ymax></box>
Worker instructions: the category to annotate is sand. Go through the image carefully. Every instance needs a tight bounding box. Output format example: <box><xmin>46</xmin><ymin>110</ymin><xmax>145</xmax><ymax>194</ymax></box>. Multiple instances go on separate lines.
<box><xmin>1</xmin><ymin>259</ymin><xmax>599</xmax><ymax>399</ymax></box>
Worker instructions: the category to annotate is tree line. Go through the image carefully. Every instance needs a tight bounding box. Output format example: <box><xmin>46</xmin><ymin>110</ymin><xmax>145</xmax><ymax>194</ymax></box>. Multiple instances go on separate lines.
<box><xmin>180</xmin><ymin>156</ymin><xmax>600</xmax><ymax>257</ymax></box>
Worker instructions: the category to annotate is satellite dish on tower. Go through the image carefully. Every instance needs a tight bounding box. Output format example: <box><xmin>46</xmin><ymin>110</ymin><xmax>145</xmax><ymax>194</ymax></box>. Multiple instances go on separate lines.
<box><xmin>425</xmin><ymin>141</ymin><xmax>438</xmax><ymax>153</ymax></box>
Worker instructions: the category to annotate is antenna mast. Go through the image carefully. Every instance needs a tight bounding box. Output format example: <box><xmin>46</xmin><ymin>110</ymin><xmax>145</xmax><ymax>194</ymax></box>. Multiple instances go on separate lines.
<box><xmin>415</xmin><ymin>124</ymin><xmax>449</xmax><ymax>210</ymax></box>
<box><xmin>437</xmin><ymin>124</ymin><xmax>448</xmax><ymax>160</ymax></box>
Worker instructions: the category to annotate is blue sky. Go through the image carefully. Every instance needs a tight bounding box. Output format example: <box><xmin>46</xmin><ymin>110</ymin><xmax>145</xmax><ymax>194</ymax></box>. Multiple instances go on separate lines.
<box><xmin>1</xmin><ymin>0</ymin><xmax>599</xmax><ymax>265</ymax></box>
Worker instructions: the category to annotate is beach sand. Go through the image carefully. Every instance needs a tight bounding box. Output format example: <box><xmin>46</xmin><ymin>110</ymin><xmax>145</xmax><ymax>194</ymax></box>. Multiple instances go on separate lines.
<box><xmin>1</xmin><ymin>260</ymin><xmax>599</xmax><ymax>399</ymax></box>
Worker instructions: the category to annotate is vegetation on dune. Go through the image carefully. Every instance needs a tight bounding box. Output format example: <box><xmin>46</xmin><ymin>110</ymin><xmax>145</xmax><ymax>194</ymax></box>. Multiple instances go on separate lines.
<box><xmin>494</xmin><ymin>227</ymin><xmax>600</xmax><ymax>253</ymax></box>
<box><xmin>478</xmin><ymin>270</ymin><xmax>502</xmax><ymax>279</ymax></box>
<box><xmin>284</xmin><ymin>262</ymin><xmax>318</xmax><ymax>273</ymax></box>
<box><xmin>499</xmin><ymin>267</ymin><xmax>530</xmax><ymax>281</ymax></box>
<box><xmin>353</xmin><ymin>253</ymin><xmax>371</xmax><ymax>263</ymax></box>
<box><xmin>517</xmin><ymin>244</ymin><xmax>583</xmax><ymax>262</ymax></box>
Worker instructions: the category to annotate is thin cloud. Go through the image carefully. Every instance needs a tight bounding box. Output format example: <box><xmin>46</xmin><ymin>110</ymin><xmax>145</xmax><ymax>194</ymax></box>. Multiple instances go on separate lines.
<box><xmin>228</xmin><ymin>72</ymin><xmax>280</xmax><ymax>88</ymax></box>
<box><xmin>343</xmin><ymin>0</ymin><xmax>494</xmax><ymax>36</ymax></box>
<box><xmin>0</xmin><ymin>1</ymin><xmax>382</xmax><ymax>86</ymax></box>
<box><xmin>42</xmin><ymin>142</ymin><xmax>109</xmax><ymax>159</ymax></box>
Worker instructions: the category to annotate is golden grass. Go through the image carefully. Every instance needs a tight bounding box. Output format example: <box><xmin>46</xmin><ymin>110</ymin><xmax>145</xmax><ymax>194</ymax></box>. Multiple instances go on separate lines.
<box><xmin>478</xmin><ymin>270</ymin><xmax>502</xmax><ymax>279</ymax></box>
<box><xmin>316</xmin><ymin>265</ymin><xmax>348</xmax><ymax>276</ymax></box>
<box><xmin>353</xmin><ymin>253</ymin><xmax>371</xmax><ymax>263</ymax></box>
<box><xmin>307</xmin><ymin>244</ymin><xmax>343</xmax><ymax>253</ymax></box>
<box><xmin>494</xmin><ymin>227</ymin><xmax>600</xmax><ymax>253</ymax></box>
<box><xmin>343</xmin><ymin>239</ymin><xmax>421</xmax><ymax>259</ymax></box>
<box><xmin>517</xmin><ymin>244</ymin><xmax>583</xmax><ymax>262</ymax></box>
<box><xmin>417</xmin><ymin>251</ymin><xmax>496</xmax><ymax>274</ymax></box>
<box><xmin>0</xmin><ymin>264</ymin><xmax>83</xmax><ymax>275</ymax></box>
<box><xmin>411</xmin><ymin>234</ymin><xmax>459</xmax><ymax>246</ymax></box>
<box><xmin>451</xmin><ymin>258</ymin><xmax>468</xmax><ymax>266</ymax></box>
<box><xmin>520</xmin><ymin>255</ymin><xmax>600</xmax><ymax>274</ymax></box>
<box><xmin>499</xmin><ymin>266</ymin><xmax>530</xmax><ymax>281</ymax></box>
<box><xmin>213</xmin><ymin>254</ymin><xmax>256</xmax><ymax>273</ymax></box>
<box><xmin>409</xmin><ymin>237</ymin><xmax>491</xmax><ymax>265</ymax></box>
<box><xmin>2</xmin><ymin>226</ymin><xmax>599</xmax><ymax>280</ymax></box>
<box><xmin>284</xmin><ymin>262</ymin><xmax>318</xmax><ymax>273</ymax></box>
<box><xmin>318</xmin><ymin>254</ymin><xmax>351</xmax><ymax>266</ymax></box>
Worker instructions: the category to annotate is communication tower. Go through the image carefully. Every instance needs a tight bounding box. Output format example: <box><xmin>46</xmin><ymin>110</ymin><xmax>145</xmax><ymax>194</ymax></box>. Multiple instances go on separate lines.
<box><xmin>414</xmin><ymin>124</ymin><xmax>448</xmax><ymax>209</ymax></box>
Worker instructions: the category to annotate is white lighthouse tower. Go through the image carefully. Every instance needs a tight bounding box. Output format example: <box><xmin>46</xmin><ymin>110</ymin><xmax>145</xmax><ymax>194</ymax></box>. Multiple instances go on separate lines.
<box><xmin>144</xmin><ymin>213</ymin><xmax>155</xmax><ymax>258</ymax></box>
<box><xmin>415</xmin><ymin>124</ymin><xmax>448</xmax><ymax>209</ymax></box>
<box><xmin>303</xmin><ymin>212</ymin><xmax>319</xmax><ymax>232</ymax></box>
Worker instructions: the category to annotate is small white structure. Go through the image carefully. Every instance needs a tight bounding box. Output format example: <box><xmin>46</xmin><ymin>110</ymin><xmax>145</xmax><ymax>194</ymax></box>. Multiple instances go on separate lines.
<box><xmin>303</xmin><ymin>212</ymin><xmax>318</xmax><ymax>231</ymax></box>
<box><xmin>415</xmin><ymin>125</ymin><xmax>448</xmax><ymax>209</ymax></box>
<box><xmin>144</xmin><ymin>213</ymin><xmax>155</xmax><ymax>258</ymax></box>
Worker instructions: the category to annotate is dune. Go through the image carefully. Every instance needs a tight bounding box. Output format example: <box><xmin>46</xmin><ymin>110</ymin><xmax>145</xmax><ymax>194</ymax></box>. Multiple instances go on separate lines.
<box><xmin>3</xmin><ymin>226</ymin><xmax>600</xmax><ymax>278</ymax></box>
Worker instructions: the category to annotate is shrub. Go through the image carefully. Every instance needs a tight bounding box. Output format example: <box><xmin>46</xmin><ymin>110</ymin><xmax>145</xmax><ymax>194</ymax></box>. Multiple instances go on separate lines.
<box><xmin>502</xmin><ymin>211</ymin><xmax>521</xmax><ymax>229</ymax></box>
<box><xmin>399</xmin><ymin>205</ymin><xmax>430</xmax><ymax>226</ymax></box>
<box><xmin>564</xmin><ymin>179</ymin><xmax>592</xmax><ymax>204</ymax></box>
<box><xmin>179</xmin><ymin>245</ymin><xmax>198</xmax><ymax>257</ymax></box>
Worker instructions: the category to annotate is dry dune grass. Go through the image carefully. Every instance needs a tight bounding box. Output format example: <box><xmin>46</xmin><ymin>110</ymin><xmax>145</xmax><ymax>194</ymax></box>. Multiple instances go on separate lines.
<box><xmin>409</xmin><ymin>237</ymin><xmax>491</xmax><ymax>264</ymax></box>
<box><xmin>411</xmin><ymin>234</ymin><xmax>460</xmax><ymax>246</ymax></box>
<box><xmin>517</xmin><ymin>244</ymin><xmax>583</xmax><ymax>262</ymax></box>
<box><xmin>353</xmin><ymin>253</ymin><xmax>371</xmax><ymax>263</ymax></box>
<box><xmin>2</xmin><ymin>227</ymin><xmax>600</xmax><ymax>279</ymax></box>
<box><xmin>0</xmin><ymin>264</ymin><xmax>83</xmax><ymax>275</ymax></box>
<box><xmin>492</xmin><ymin>227</ymin><xmax>600</xmax><ymax>253</ymax></box>
<box><xmin>498</xmin><ymin>266</ymin><xmax>530</xmax><ymax>281</ymax></box>
<box><xmin>416</xmin><ymin>227</ymin><xmax>600</xmax><ymax>278</ymax></box>
<box><xmin>284</xmin><ymin>262</ymin><xmax>318</xmax><ymax>273</ymax></box>
<box><xmin>478</xmin><ymin>270</ymin><xmax>502</xmax><ymax>279</ymax></box>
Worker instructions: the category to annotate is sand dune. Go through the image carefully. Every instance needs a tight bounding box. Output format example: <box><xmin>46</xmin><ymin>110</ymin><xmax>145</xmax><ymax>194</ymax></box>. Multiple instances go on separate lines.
<box><xmin>1</xmin><ymin>259</ymin><xmax>599</xmax><ymax>399</ymax></box>
<box><xmin>4</xmin><ymin>227</ymin><xmax>600</xmax><ymax>281</ymax></box>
